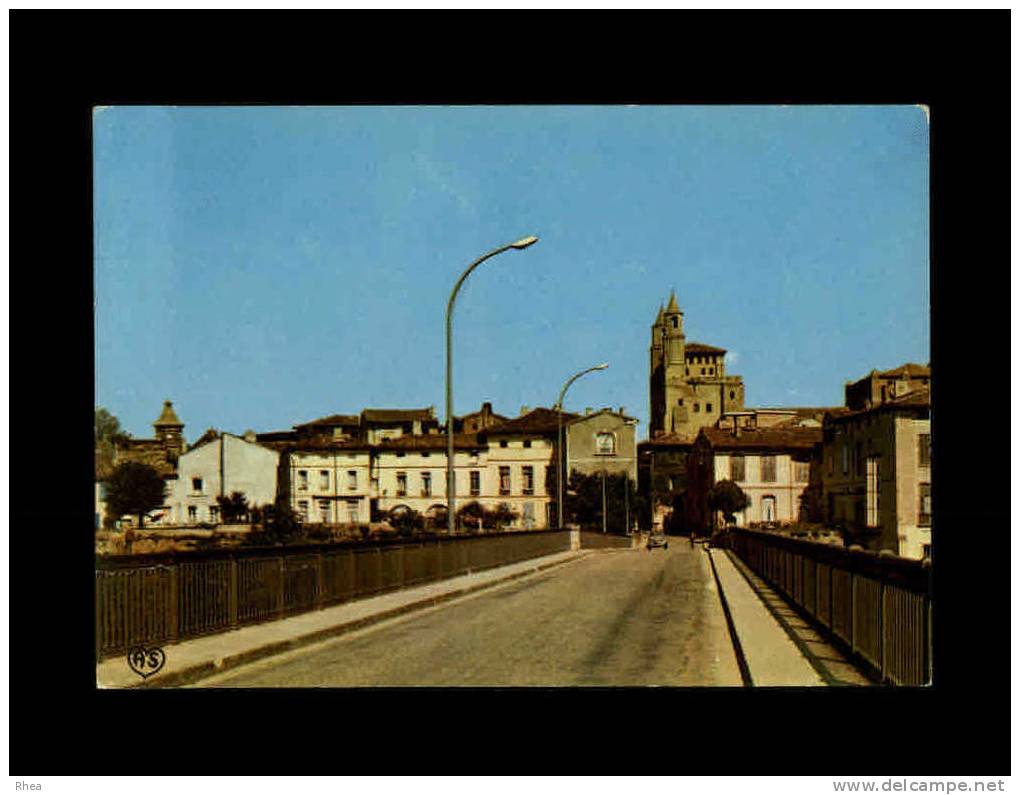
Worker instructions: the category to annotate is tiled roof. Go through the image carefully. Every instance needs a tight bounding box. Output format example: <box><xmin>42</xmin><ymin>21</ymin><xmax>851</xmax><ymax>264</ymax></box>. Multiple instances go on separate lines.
<box><xmin>375</xmin><ymin>433</ymin><xmax>480</xmax><ymax>452</ymax></box>
<box><xmin>665</xmin><ymin>290</ymin><xmax>680</xmax><ymax>314</ymax></box>
<box><xmin>294</xmin><ymin>413</ymin><xmax>360</xmax><ymax>429</ymax></box>
<box><xmin>361</xmin><ymin>408</ymin><xmax>435</xmax><ymax>423</ymax></box>
<box><xmin>876</xmin><ymin>362</ymin><xmax>930</xmax><ymax>379</ymax></box>
<box><xmin>685</xmin><ymin>342</ymin><xmax>727</xmax><ymax>354</ymax></box>
<box><xmin>189</xmin><ymin>428</ymin><xmax>220</xmax><ymax>450</ymax></box>
<box><xmin>485</xmin><ymin>407</ymin><xmax>579</xmax><ymax>435</ymax></box>
<box><xmin>827</xmin><ymin>387</ymin><xmax>930</xmax><ymax>422</ymax></box>
<box><xmin>699</xmin><ymin>426</ymin><xmax>822</xmax><ymax>451</ymax></box>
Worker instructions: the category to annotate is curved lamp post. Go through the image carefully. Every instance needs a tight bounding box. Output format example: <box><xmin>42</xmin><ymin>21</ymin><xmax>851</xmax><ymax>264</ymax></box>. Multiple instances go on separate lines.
<box><xmin>446</xmin><ymin>236</ymin><xmax>539</xmax><ymax>534</ymax></box>
<box><xmin>554</xmin><ymin>362</ymin><xmax>609</xmax><ymax>529</ymax></box>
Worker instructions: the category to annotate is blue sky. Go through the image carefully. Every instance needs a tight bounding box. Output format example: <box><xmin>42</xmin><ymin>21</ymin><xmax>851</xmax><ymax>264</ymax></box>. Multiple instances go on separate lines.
<box><xmin>94</xmin><ymin>106</ymin><xmax>929</xmax><ymax>443</ymax></box>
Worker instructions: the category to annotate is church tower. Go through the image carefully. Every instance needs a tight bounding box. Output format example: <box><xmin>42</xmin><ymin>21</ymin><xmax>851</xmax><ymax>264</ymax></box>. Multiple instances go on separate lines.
<box><xmin>153</xmin><ymin>400</ymin><xmax>186</xmax><ymax>458</ymax></box>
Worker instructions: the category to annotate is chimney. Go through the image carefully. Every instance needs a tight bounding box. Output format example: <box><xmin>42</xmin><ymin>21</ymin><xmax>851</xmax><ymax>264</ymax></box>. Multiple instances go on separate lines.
<box><xmin>520</xmin><ymin>405</ymin><xmax>530</xmax><ymax>417</ymax></box>
<box><xmin>585</xmin><ymin>407</ymin><xmax>592</xmax><ymax>415</ymax></box>
<box><xmin>243</xmin><ymin>429</ymin><xmax>256</xmax><ymax>443</ymax></box>
<box><xmin>618</xmin><ymin>406</ymin><xmax>625</xmax><ymax>416</ymax></box>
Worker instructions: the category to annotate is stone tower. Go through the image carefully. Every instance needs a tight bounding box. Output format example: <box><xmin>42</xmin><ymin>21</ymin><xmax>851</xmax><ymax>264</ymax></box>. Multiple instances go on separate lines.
<box><xmin>648</xmin><ymin>291</ymin><xmax>745</xmax><ymax>438</ymax></box>
<box><xmin>153</xmin><ymin>400</ymin><xmax>185</xmax><ymax>458</ymax></box>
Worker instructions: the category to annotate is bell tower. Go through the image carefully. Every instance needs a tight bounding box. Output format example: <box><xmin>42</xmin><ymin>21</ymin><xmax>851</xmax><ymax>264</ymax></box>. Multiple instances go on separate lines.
<box><xmin>153</xmin><ymin>400</ymin><xmax>185</xmax><ymax>458</ymax></box>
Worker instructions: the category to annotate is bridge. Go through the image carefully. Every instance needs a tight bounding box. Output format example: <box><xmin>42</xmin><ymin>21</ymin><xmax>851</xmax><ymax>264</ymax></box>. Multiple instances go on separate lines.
<box><xmin>95</xmin><ymin>528</ymin><xmax>931</xmax><ymax>688</ymax></box>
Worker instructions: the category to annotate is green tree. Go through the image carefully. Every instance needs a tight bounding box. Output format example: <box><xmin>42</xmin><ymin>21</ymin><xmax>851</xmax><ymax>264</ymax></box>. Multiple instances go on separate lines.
<box><xmin>216</xmin><ymin>491</ymin><xmax>250</xmax><ymax>523</ymax></box>
<box><xmin>104</xmin><ymin>462</ymin><xmax>167</xmax><ymax>551</ymax></box>
<box><xmin>707</xmin><ymin>479</ymin><xmax>750</xmax><ymax>527</ymax></box>
<box><xmin>389</xmin><ymin>506</ymin><xmax>424</xmax><ymax>537</ymax></box>
<box><xmin>490</xmin><ymin>502</ymin><xmax>519</xmax><ymax>530</ymax></box>
<box><xmin>95</xmin><ymin>407</ymin><xmax>131</xmax><ymax>472</ymax></box>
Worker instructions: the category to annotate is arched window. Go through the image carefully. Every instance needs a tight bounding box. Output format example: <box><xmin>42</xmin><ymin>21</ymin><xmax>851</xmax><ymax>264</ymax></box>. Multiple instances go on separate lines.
<box><xmin>595</xmin><ymin>432</ymin><xmax>616</xmax><ymax>455</ymax></box>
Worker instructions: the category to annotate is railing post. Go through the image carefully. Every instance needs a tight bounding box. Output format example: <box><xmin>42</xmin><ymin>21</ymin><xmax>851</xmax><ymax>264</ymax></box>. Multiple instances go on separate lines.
<box><xmin>277</xmin><ymin>555</ymin><xmax>286</xmax><ymax>616</ymax></box>
<box><xmin>168</xmin><ymin>563</ymin><xmax>179</xmax><ymax>643</ymax></box>
<box><xmin>849</xmin><ymin>569</ymin><xmax>856</xmax><ymax>655</ymax></box>
<box><xmin>228</xmin><ymin>555</ymin><xmax>238</xmax><ymax>629</ymax></box>
<box><xmin>316</xmin><ymin>549</ymin><xmax>325</xmax><ymax>607</ymax></box>
<box><xmin>878</xmin><ymin>578</ymin><xmax>886</xmax><ymax>682</ymax></box>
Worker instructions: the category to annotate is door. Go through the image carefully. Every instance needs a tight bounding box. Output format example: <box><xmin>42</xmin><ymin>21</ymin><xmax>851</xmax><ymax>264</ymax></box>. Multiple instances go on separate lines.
<box><xmin>761</xmin><ymin>495</ymin><xmax>776</xmax><ymax>523</ymax></box>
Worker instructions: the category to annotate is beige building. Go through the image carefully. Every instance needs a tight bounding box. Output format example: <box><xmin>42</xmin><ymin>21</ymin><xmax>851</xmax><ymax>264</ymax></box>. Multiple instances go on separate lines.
<box><xmin>688</xmin><ymin>424</ymin><xmax>821</xmax><ymax>532</ymax></box>
<box><xmin>286</xmin><ymin>442</ymin><xmax>373</xmax><ymax>525</ymax></box>
<box><xmin>565</xmin><ymin>408</ymin><xmax>638</xmax><ymax>483</ymax></box>
<box><xmin>822</xmin><ymin>386</ymin><xmax>931</xmax><ymax>559</ymax></box>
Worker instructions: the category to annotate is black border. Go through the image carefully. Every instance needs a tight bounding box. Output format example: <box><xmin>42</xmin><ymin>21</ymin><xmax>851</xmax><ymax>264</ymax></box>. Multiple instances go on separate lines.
<box><xmin>10</xmin><ymin>11</ymin><xmax>1009</xmax><ymax>776</ymax></box>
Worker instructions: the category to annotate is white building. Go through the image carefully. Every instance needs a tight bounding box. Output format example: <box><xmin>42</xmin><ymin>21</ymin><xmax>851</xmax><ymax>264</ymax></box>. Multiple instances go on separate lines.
<box><xmin>168</xmin><ymin>431</ymin><xmax>279</xmax><ymax>525</ymax></box>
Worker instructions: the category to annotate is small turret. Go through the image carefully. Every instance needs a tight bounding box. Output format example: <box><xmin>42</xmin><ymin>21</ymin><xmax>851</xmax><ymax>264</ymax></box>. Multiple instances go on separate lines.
<box><xmin>153</xmin><ymin>400</ymin><xmax>185</xmax><ymax>457</ymax></box>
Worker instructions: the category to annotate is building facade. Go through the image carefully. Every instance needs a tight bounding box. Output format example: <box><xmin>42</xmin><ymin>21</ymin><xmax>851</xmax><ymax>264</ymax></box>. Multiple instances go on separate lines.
<box><xmin>168</xmin><ymin>431</ymin><xmax>280</xmax><ymax>525</ymax></box>
<box><xmin>565</xmin><ymin>408</ymin><xmax>639</xmax><ymax>482</ymax></box>
<box><xmin>687</xmin><ymin>424</ymin><xmax>822</xmax><ymax>532</ymax></box>
<box><xmin>821</xmin><ymin>387</ymin><xmax>931</xmax><ymax>559</ymax></box>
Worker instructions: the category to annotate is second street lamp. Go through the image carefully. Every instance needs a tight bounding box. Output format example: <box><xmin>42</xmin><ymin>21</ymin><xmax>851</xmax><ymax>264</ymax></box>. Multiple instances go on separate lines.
<box><xmin>555</xmin><ymin>362</ymin><xmax>609</xmax><ymax>529</ymax></box>
<box><xmin>446</xmin><ymin>236</ymin><xmax>539</xmax><ymax>535</ymax></box>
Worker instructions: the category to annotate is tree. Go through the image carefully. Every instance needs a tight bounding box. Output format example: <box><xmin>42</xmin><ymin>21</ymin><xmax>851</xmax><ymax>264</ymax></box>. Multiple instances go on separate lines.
<box><xmin>707</xmin><ymin>479</ymin><xmax>750</xmax><ymax>527</ymax></box>
<box><xmin>216</xmin><ymin>491</ymin><xmax>250</xmax><ymax>523</ymax></box>
<box><xmin>456</xmin><ymin>501</ymin><xmax>489</xmax><ymax>531</ymax></box>
<box><xmin>490</xmin><ymin>502</ymin><xmax>519</xmax><ymax>530</ymax></box>
<box><xmin>104</xmin><ymin>462</ymin><xmax>167</xmax><ymax>551</ymax></box>
<box><xmin>389</xmin><ymin>506</ymin><xmax>424</xmax><ymax>537</ymax></box>
<box><xmin>798</xmin><ymin>483</ymin><xmax>825</xmax><ymax>524</ymax></box>
<box><xmin>95</xmin><ymin>407</ymin><xmax>131</xmax><ymax>472</ymax></box>
<box><xmin>564</xmin><ymin>471</ymin><xmax>639</xmax><ymax>534</ymax></box>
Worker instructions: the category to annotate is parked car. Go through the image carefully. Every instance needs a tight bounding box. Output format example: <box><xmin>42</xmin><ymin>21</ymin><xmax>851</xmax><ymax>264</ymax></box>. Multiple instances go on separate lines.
<box><xmin>646</xmin><ymin>532</ymin><xmax>669</xmax><ymax>550</ymax></box>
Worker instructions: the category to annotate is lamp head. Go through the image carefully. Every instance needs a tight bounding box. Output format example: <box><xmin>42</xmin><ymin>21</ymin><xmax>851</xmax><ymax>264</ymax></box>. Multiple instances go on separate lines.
<box><xmin>594</xmin><ymin>363</ymin><xmax>609</xmax><ymax>370</ymax></box>
<box><xmin>510</xmin><ymin>235</ymin><xmax>539</xmax><ymax>250</ymax></box>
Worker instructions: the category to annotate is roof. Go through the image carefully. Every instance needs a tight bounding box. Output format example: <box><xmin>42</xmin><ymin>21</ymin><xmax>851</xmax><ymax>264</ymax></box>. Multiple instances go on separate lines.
<box><xmin>640</xmin><ymin>432</ymin><xmax>697</xmax><ymax>448</ymax></box>
<box><xmin>361</xmin><ymin>408</ymin><xmax>435</xmax><ymax>423</ymax></box>
<box><xmin>485</xmin><ymin>407</ymin><xmax>579</xmax><ymax>435</ymax></box>
<box><xmin>665</xmin><ymin>290</ymin><xmax>680</xmax><ymax>314</ymax></box>
<box><xmin>286</xmin><ymin>438</ymin><xmax>372</xmax><ymax>453</ymax></box>
<box><xmin>189</xmin><ymin>428</ymin><xmax>220</xmax><ymax>450</ymax></box>
<box><xmin>827</xmin><ymin>386</ymin><xmax>931</xmax><ymax>423</ymax></box>
<box><xmin>566</xmin><ymin>408</ymin><xmax>639</xmax><ymax>425</ymax></box>
<box><xmin>153</xmin><ymin>400</ymin><xmax>183</xmax><ymax>428</ymax></box>
<box><xmin>294</xmin><ymin>413</ymin><xmax>360</xmax><ymax>430</ymax></box>
<box><xmin>374</xmin><ymin>433</ymin><xmax>480</xmax><ymax>452</ymax></box>
<box><xmin>875</xmin><ymin>362</ymin><xmax>931</xmax><ymax>379</ymax></box>
<box><xmin>685</xmin><ymin>342</ymin><xmax>727</xmax><ymax>355</ymax></box>
<box><xmin>654</xmin><ymin>304</ymin><xmax>664</xmax><ymax>326</ymax></box>
<box><xmin>745</xmin><ymin>406</ymin><xmax>840</xmax><ymax>418</ymax></box>
<box><xmin>698</xmin><ymin>426</ymin><xmax>822</xmax><ymax>452</ymax></box>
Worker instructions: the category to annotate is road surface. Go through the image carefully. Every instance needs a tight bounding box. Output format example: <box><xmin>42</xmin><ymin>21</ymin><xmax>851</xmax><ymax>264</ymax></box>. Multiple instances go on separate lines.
<box><xmin>197</xmin><ymin>542</ymin><xmax>743</xmax><ymax>687</ymax></box>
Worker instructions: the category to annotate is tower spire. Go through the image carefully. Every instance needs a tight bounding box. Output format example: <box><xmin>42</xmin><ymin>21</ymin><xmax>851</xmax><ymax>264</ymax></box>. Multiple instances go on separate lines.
<box><xmin>666</xmin><ymin>289</ymin><xmax>680</xmax><ymax>314</ymax></box>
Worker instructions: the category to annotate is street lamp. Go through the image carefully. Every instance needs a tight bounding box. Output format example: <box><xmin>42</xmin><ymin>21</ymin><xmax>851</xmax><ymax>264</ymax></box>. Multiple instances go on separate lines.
<box><xmin>446</xmin><ymin>236</ymin><xmax>539</xmax><ymax>535</ymax></box>
<box><xmin>554</xmin><ymin>363</ymin><xmax>609</xmax><ymax>529</ymax></box>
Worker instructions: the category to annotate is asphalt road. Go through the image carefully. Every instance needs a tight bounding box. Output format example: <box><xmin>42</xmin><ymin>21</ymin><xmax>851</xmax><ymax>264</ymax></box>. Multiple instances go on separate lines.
<box><xmin>197</xmin><ymin>543</ymin><xmax>743</xmax><ymax>687</ymax></box>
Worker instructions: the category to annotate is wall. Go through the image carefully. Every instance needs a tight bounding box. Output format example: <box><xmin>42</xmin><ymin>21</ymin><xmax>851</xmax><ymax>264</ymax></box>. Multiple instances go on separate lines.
<box><xmin>712</xmin><ymin>451</ymin><xmax>810</xmax><ymax>525</ymax></box>
<box><xmin>290</xmin><ymin>449</ymin><xmax>372</xmax><ymax>524</ymax></box>
<box><xmin>171</xmin><ymin>435</ymin><xmax>279</xmax><ymax>525</ymax></box>
<box><xmin>482</xmin><ymin>433</ymin><xmax>556</xmax><ymax>529</ymax></box>
<box><xmin>566</xmin><ymin>412</ymin><xmax>637</xmax><ymax>482</ymax></box>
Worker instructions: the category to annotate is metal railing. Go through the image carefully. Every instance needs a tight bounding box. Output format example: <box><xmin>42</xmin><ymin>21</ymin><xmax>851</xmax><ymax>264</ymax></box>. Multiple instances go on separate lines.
<box><xmin>96</xmin><ymin>529</ymin><xmax>571</xmax><ymax>661</ymax></box>
<box><xmin>725</xmin><ymin>528</ymin><xmax>932</xmax><ymax>686</ymax></box>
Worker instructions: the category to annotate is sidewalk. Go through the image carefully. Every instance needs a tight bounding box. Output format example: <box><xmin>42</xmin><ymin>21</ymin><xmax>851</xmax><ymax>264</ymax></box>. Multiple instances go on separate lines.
<box><xmin>707</xmin><ymin>545</ymin><xmax>825</xmax><ymax>686</ymax></box>
<box><xmin>97</xmin><ymin>549</ymin><xmax>590</xmax><ymax>689</ymax></box>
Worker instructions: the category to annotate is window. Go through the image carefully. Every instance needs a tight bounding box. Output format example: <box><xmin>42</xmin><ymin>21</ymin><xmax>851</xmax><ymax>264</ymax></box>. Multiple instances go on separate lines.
<box><xmin>706</xmin><ymin>402</ymin><xmax>713</xmax><ymax>413</ymax></box>
<box><xmin>187</xmin><ymin>506</ymin><xmax>197</xmax><ymax>522</ymax></box>
<box><xmin>678</xmin><ymin>398</ymin><xmax>683</xmax><ymax>406</ymax></box>
<box><xmin>500</xmin><ymin>440</ymin><xmax>509</xmax><ymax>448</ymax></box>
<box><xmin>685</xmin><ymin>368</ymin><xmax>689</xmax><ymax>375</ymax></box>
<box><xmin>918</xmin><ymin>433</ymin><xmax>931</xmax><ymax>467</ymax></box>
<box><xmin>730</xmin><ymin>455</ymin><xmax>745</xmax><ymax>482</ymax></box>
<box><xmin>922</xmin><ymin>544</ymin><xmax>931</xmax><ymax>560</ymax></box>
<box><xmin>841</xmin><ymin>445</ymin><xmax>849</xmax><ymax>475</ymax></box>
<box><xmin>919</xmin><ymin>483</ymin><xmax>931</xmax><ymax>526</ymax></box>
<box><xmin>855</xmin><ymin>443</ymin><xmax>863</xmax><ymax>476</ymax></box>
<box><xmin>761</xmin><ymin>455</ymin><xmax>776</xmax><ymax>483</ymax></box>
<box><xmin>499</xmin><ymin>466</ymin><xmax>511</xmax><ymax>495</ymax></box>
<box><xmin>320</xmin><ymin>470</ymin><xmax>330</xmax><ymax>491</ymax></box>
<box><xmin>729</xmin><ymin>390</ymin><xmax>735</xmax><ymax>400</ymax></box>
<box><xmin>595</xmin><ymin>432</ymin><xmax>616</xmax><ymax>455</ymax></box>
<box><xmin>694</xmin><ymin>403</ymin><xmax>700</xmax><ymax>413</ymax></box>
<box><xmin>700</xmin><ymin>368</ymin><xmax>706</xmax><ymax>375</ymax></box>
<box><xmin>866</xmin><ymin>457</ymin><xmax>881</xmax><ymax>527</ymax></box>
<box><xmin>396</xmin><ymin>452</ymin><xmax>406</xmax><ymax>458</ymax></box>
<box><xmin>422</xmin><ymin>452</ymin><xmax>430</xmax><ymax>458</ymax></box>
<box><xmin>523</xmin><ymin>439</ymin><xmax>532</xmax><ymax>448</ymax></box>
<box><xmin>522</xmin><ymin>466</ymin><xmax>534</xmax><ymax>495</ymax></box>
<box><xmin>98</xmin><ymin>483</ymin><xmax>107</xmax><ymax>499</ymax></box>
<box><xmin>192</xmin><ymin>477</ymin><xmax>204</xmax><ymax>493</ymax></box>
<box><xmin>761</xmin><ymin>495</ymin><xmax>776</xmax><ymax>523</ymax></box>
<box><xmin>347</xmin><ymin>470</ymin><xmax>357</xmax><ymax>490</ymax></box>
<box><xmin>671</xmin><ymin>317</ymin><xmax>678</xmax><ymax>328</ymax></box>
<box><xmin>319</xmin><ymin>499</ymin><xmax>331</xmax><ymax>523</ymax></box>
<box><xmin>297</xmin><ymin>471</ymin><xmax>308</xmax><ymax>491</ymax></box>
<box><xmin>470</xmin><ymin>470</ymin><xmax>481</xmax><ymax>496</ymax></box>
<box><xmin>347</xmin><ymin>500</ymin><xmax>359</xmax><ymax>523</ymax></box>
<box><xmin>421</xmin><ymin>472</ymin><xmax>432</xmax><ymax>497</ymax></box>
<box><xmin>709</xmin><ymin>367</ymin><xmax>714</xmax><ymax>375</ymax></box>
<box><xmin>396</xmin><ymin>473</ymin><xmax>407</xmax><ymax>497</ymax></box>
<box><xmin>794</xmin><ymin>461</ymin><xmax>810</xmax><ymax>483</ymax></box>
<box><xmin>209</xmin><ymin>505</ymin><xmax>219</xmax><ymax>523</ymax></box>
<box><xmin>297</xmin><ymin>500</ymin><xmax>309</xmax><ymax>522</ymax></box>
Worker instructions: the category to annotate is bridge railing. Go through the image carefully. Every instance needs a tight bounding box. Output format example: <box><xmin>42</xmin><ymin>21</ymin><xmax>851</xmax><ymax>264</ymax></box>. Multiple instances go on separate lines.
<box><xmin>95</xmin><ymin>529</ymin><xmax>572</xmax><ymax>661</ymax></box>
<box><xmin>725</xmin><ymin>528</ymin><xmax>932</xmax><ymax>686</ymax></box>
